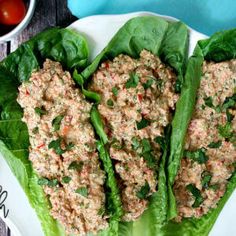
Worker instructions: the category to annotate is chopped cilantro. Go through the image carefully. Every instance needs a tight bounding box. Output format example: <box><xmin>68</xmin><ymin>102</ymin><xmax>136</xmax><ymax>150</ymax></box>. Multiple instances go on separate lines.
<box><xmin>112</xmin><ymin>87</ymin><xmax>119</xmax><ymax>96</ymax></box>
<box><xmin>125</xmin><ymin>73</ymin><xmax>139</xmax><ymax>88</ymax></box>
<box><xmin>207</xmin><ymin>140</ymin><xmax>222</xmax><ymax>149</ymax></box>
<box><xmin>141</xmin><ymin>138</ymin><xmax>156</xmax><ymax>169</ymax></box>
<box><xmin>210</xmin><ymin>184</ymin><xmax>220</xmax><ymax>191</ymax></box>
<box><xmin>131</xmin><ymin>137</ymin><xmax>140</xmax><ymax>150</ymax></box>
<box><xmin>186</xmin><ymin>184</ymin><xmax>204</xmax><ymax>208</ymax></box>
<box><xmin>215</xmin><ymin>105</ymin><xmax>221</xmax><ymax>113</ymax></box>
<box><xmin>62</xmin><ymin>176</ymin><xmax>71</xmax><ymax>183</ymax></box>
<box><xmin>34</xmin><ymin>107</ymin><xmax>47</xmax><ymax>116</ymax></box>
<box><xmin>222</xmin><ymin>94</ymin><xmax>236</xmax><ymax>110</ymax></box>
<box><xmin>141</xmin><ymin>138</ymin><xmax>152</xmax><ymax>153</ymax></box>
<box><xmin>184</xmin><ymin>148</ymin><xmax>208</xmax><ymax>164</ymax></box>
<box><xmin>52</xmin><ymin>115</ymin><xmax>64</xmax><ymax>131</ymax></box>
<box><xmin>154</xmin><ymin>135</ymin><xmax>166</xmax><ymax>151</ymax></box>
<box><xmin>143</xmin><ymin>79</ymin><xmax>154</xmax><ymax>89</ymax></box>
<box><xmin>32</xmin><ymin>127</ymin><xmax>39</xmax><ymax>134</ymax></box>
<box><xmin>38</xmin><ymin>178</ymin><xmax>58</xmax><ymax>187</ymax></box>
<box><xmin>201</xmin><ymin>171</ymin><xmax>212</xmax><ymax>189</ymax></box>
<box><xmin>75</xmin><ymin>187</ymin><xmax>88</xmax><ymax>197</ymax></box>
<box><xmin>136</xmin><ymin>182</ymin><xmax>150</xmax><ymax>199</ymax></box>
<box><xmin>107</xmin><ymin>99</ymin><xmax>114</xmax><ymax>107</ymax></box>
<box><xmin>204</xmin><ymin>96</ymin><xmax>214</xmax><ymax>108</ymax></box>
<box><xmin>68</xmin><ymin>161</ymin><xmax>83</xmax><ymax>171</ymax></box>
<box><xmin>110</xmin><ymin>138</ymin><xmax>122</xmax><ymax>150</ymax></box>
<box><xmin>226</xmin><ymin>109</ymin><xmax>234</xmax><ymax>123</ymax></box>
<box><xmin>142</xmin><ymin>152</ymin><xmax>156</xmax><ymax>168</ymax></box>
<box><xmin>218</xmin><ymin>123</ymin><xmax>233</xmax><ymax>139</ymax></box>
<box><xmin>136</xmin><ymin>117</ymin><xmax>150</xmax><ymax>130</ymax></box>
<box><xmin>48</xmin><ymin>138</ymin><xmax>74</xmax><ymax>155</ymax></box>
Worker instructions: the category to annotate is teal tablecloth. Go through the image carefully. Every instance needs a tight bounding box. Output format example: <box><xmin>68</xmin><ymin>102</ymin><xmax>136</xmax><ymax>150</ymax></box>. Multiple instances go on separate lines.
<box><xmin>67</xmin><ymin>0</ymin><xmax>236</xmax><ymax>36</ymax></box>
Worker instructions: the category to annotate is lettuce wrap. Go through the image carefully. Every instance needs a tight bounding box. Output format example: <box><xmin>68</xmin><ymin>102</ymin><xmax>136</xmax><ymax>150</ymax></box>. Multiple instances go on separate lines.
<box><xmin>165</xmin><ymin>29</ymin><xmax>236</xmax><ymax>236</ymax></box>
<box><xmin>0</xmin><ymin>28</ymin><xmax>91</xmax><ymax>236</ymax></box>
<box><xmin>77</xmin><ymin>16</ymin><xmax>189</xmax><ymax>235</ymax></box>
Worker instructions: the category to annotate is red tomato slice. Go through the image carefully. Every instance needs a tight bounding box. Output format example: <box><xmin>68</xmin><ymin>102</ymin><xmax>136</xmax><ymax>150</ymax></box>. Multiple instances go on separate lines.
<box><xmin>0</xmin><ymin>0</ymin><xmax>26</xmax><ymax>25</ymax></box>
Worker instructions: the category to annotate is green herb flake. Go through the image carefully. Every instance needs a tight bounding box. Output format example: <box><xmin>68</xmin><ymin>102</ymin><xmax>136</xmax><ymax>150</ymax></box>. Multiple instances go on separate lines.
<box><xmin>142</xmin><ymin>152</ymin><xmax>156</xmax><ymax>169</ymax></box>
<box><xmin>204</xmin><ymin>96</ymin><xmax>214</xmax><ymax>108</ymax></box>
<box><xmin>186</xmin><ymin>184</ymin><xmax>204</xmax><ymax>208</ymax></box>
<box><xmin>125</xmin><ymin>73</ymin><xmax>139</xmax><ymax>89</ymax></box>
<box><xmin>132</xmin><ymin>137</ymin><xmax>140</xmax><ymax>150</ymax></box>
<box><xmin>38</xmin><ymin>178</ymin><xmax>58</xmax><ymax>187</ymax></box>
<box><xmin>207</xmin><ymin>140</ymin><xmax>222</xmax><ymax>149</ymax></box>
<box><xmin>184</xmin><ymin>148</ymin><xmax>208</xmax><ymax>164</ymax></box>
<box><xmin>48</xmin><ymin>179</ymin><xmax>59</xmax><ymax>187</ymax></box>
<box><xmin>154</xmin><ymin>135</ymin><xmax>166</xmax><ymax>151</ymax></box>
<box><xmin>48</xmin><ymin>138</ymin><xmax>74</xmax><ymax>155</ymax></box>
<box><xmin>124</xmin><ymin>164</ymin><xmax>129</xmax><ymax>171</ymax></box>
<box><xmin>75</xmin><ymin>187</ymin><xmax>88</xmax><ymax>197</ymax></box>
<box><xmin>110</xmin><ymin>139</ymin><xmax>123</xmax><ymax>150</ymax></box>
<box><xmin>201</xmin><ymin>171</ymin><xmax>212</xmax><ymax>189</ymax></box>
<box><xmin>107</xmin><ymin>99</ymin><xmax>114</xmax><ymax>107</ymax></box>
<box><xmin>218</xmin><ymin>123</ymin><xmax>233</xmax><ymax>139</ymax></box>
<box><xmin>226</xmin><ymin>109</ymin><xmax>234</xmax><ymax>123</ymax></box>
<box><xmin>215</xmin><ymin>105</ymin><xmax>222</xmax><ymax>113</ymax></box>
<box><xmin>62</xmin><ymin>176</ymin><xmax>72</xmax><ymax>184</ymax></box>
<box><xmin>210</xmin><ymin>184</ymin><xmax>220</xmax><ymax>191</ymax></box>
<box><xmin>52</xmin><ymin>115</ymin><xmax>64</xmax><ymax>131</ymax></box>
<box><xmin>222</xmin><ymin>94</ymin><xmax>236</xmax><ymax>110</ymax></box>
<box><xmin>112</xmin><ymin>87</ymin><xmax>119</xmax><ymax>96</ymax></box>
<box><xmin>66</xmin><ymin>142</ymin><xmax>74</xmax><ymax>151</ymax></box>
<box><xmin>37</xmin><ymin>178</ymin><xmax>49</xmax><ymax>186</ymax></box>
<box><xmin>34</xmin><ymin>107</ymin><xmax>47</xmax><ymax>116</ymax></box>
<box><xmin>48</xmin><ymin>138</ymin><xmax>64</xmax><ymax>155</ymax></box>
<box><xmin>141</xmin><ymin>138</ymin><xmax>152</xmax><ymax>153</ymax></box>
<box><xmin>136</xmin><ymin>182</ymin><xmax>150</xmax><ymax>199</ymax></box>
<box><xmin>32</xmin><ymin>127</ymin><xmax>39</xmax><ymax>134</ymax></box>
<box><xmin>136</xmin><ymin>117</ymin><xmax>150</xmax><ymax>130</ymax></box>
<box><xmin>143</xmin><ymin>79</ymin><xmax>154</xmax><ymax>89</ymax></box>
<box><xmin>141</xmin><ymin>138</ymin><xmax>156</xmax><ymax>169</ymax></box>
<box><xmin>68</xmin><ymin>161</ymin><xmax>84</xmax><ymax>171</ymax></box>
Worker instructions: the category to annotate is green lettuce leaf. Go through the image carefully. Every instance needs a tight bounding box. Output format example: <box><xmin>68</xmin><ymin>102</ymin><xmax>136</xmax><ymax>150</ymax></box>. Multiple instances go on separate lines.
<box><xmin>79</xmin><ymin>16</ymin><xmax>189</xmax><ymax>235</ymax></box>
<box><xmin>0</xmin><ymin>28</ymin><xmax>89</xmax><ymax>236</ymax></box>
<box><xmin>96</xmin><ymin>141</ymin><xmax>123</xmax><ymax>236</ymax></box>
<box><xmin>165</xmin><ymin>29</ymin><xmax>236</xmax><ymax>235</ymax></box>
<box><xmin>1</xmin><ymin>28</ymin><xmax>89</xmax><ymax>82</ymax></box>
<box><xmin>167</xmin><ymin>45</ymin><xmax>204</xmax><ymax>220</ymax></box>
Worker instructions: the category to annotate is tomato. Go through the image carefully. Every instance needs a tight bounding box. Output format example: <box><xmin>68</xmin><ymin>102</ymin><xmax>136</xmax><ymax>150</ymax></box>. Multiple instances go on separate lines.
<box><xmin>0</xmin><ymin>0</ymin><xmax>26</xmax><ymax>25</ymax></box>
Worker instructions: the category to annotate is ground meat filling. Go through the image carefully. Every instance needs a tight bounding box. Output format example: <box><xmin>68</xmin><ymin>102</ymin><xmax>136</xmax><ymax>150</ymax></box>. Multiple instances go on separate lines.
<box><xmin>174</xmin><ymin>60</ymin><xmax>236</xmax><ymax>220</ymax></box>
<box><xmin>90</xmin><ymin>50</ymin><xmax>179</xmax><ymax>221</ymax></box>
<box><xmin>17</xmin><ymin>60</ymin><xmax>108</xmax><ymax>235</ymax></box>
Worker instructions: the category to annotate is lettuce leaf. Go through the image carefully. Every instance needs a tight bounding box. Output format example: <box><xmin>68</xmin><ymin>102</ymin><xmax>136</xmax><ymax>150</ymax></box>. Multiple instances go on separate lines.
<box><xmin>79</xmin><ymin>16</ymin><xmax>189</xmax><ymax>235</ymax></box>
<box><xmin>167</xmin><ymin>46</ymin><xmax>204</xmax><ymax>220</ymax></box>
<box><xmin>1</xmin><ymin>28</ymin><xmax>89</xmax><ymax>82</ymax></box>
<box><xmin>164</xmin><ymin>29</ymin><xmax>236</xmax><ymax>235</ymax></box>
<box><xmin>96</xmin><ymin>141</ymin><xmax>123</xmax><ymax>236</ymax></box>
<box><xmin>0</xmin><ymin>28</ymin><xmax>89</xmax><ymax>236</ymax></box>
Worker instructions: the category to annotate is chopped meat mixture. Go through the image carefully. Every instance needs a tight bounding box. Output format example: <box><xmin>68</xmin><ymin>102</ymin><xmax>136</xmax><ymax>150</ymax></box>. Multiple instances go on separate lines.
<box><xmin>90</xmin><ymin>50</ymin><xmax>179</xmax><ymax>221</ymax></box>
<box><xmin>17</xmin><ymin>60</ymin><xmax>108</xmax><ymax>235</ymax></box>
<box><xmin>174</xmin><ymin>60</ymin><xmax>236</xmax><ymax>220</ymax></box>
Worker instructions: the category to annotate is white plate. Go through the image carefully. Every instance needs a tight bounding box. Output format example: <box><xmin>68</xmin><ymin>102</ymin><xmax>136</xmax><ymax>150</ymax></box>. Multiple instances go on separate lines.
<box><xmin>0</xmin><ymin>11</ymin><xmax>235</xmax><ymax>236</ymax></box>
